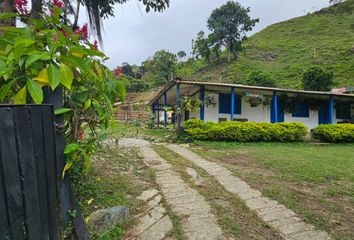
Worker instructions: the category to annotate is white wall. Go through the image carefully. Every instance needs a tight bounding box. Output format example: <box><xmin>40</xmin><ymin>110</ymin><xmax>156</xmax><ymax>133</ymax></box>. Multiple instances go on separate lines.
<box><xmin>191</xmin><ymin>92</ymin><xmax>271</xmax><ymax>123</ymax></box>
<box><xmin>187</xmin><ymin>92</ymin><xmax>354</xmax><ymax>130</ymax></box>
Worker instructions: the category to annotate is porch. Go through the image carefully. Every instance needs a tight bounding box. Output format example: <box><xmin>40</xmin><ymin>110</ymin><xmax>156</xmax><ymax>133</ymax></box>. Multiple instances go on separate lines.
<box><xmin>149</xmin><ymin>80</ymin><xmax>354</xmax><ymax>130</ymax></box>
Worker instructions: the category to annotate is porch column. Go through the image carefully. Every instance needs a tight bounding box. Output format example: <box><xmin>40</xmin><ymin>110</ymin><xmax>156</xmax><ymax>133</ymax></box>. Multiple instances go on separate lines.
<box><xmin>329</xmin><ymin>95</ymin><xmax>334</xmax><ymax>124</ymax></box>
<box><xmin>163</xmin><ymin>92</ymin><xmax>167</xmax><ymax>127</ymax></box>
<box><xmin>200</xmin><ymin>85</ymin><xmax>205</xmax><ymax>121</ymax></box>
<box><xmin>231</xmin><ymin>87</ymin><xmax>235</xmax><ymax>121</ymax></box>
<box><xmin>157</xmin><ymin>100</ymin><xmax>160</xmax><ymax>128</ymax></box>
<box><xmin>271</xmin><ymin>91</ymin><xmax>279</xmax><ymax>123</ymax></box>
<box><xmin>176</xmin><ymin>83</ymin><xmax>182</xmax><ymax>128</ymax></box>
<box><xmin>151</xmin><ymin>104</ymin><xmax>155</xmax><ymax>128</ymax></box>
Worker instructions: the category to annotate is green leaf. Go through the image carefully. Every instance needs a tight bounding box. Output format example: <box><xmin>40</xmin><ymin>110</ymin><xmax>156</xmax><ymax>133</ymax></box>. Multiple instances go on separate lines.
<box><xmin>0</xmin><ymin>13</ymin><xmax>17</xmax><ymax>21</ymax></box>
<box><xmin>84</xmin><ymin>99</ymin><xmax>91</xmax><ymax>109</ymax></box>
<box><xmin>14</xmin><ymin>38</ymin><xmax>35</xmax><ymax>48</ymax></box>
<box><xmin>25</xmin><ymin>54</ymin><xmax>43</xmax><ymax>69</ymax></box>
<box><xmin>64</xmin><ymin>143</ymin><xmax>80</xmax><ymax>154</ymax></box>
<box><xmin>60</xmin><ymin>63</ymin><xmax>73</xmax><ymax>90</ymax></box>
<box><xmin>84</xmin><ymin>153</ymin><xmax>90</xmax><ymax>174</ymax></box>
<box><xmin>70</xmin><ymin>46</ymin><xmax>105</xmax><ymax>57</ymax></box>
<box><xmin>72</xmin><ymin>91</ymin><xmax>90</xmax><ymax>104</ymax></box>
<box><xmin>0</xmin><ymin>27</ymin><xmax>26</xmax><ymax>34</ymax></box>
<box><xmin>14</xmin><ymin>86</ymin><xmax>27</xmax><ymax>104</ymax></box>
<box><xmin>47</xmin><ymin>63</ymin><xmax>61</xmax><ymax>90</ymax></box>
<box><xmin>0</xmin><ymin>78</ymin><xmax>17</xmax><ymax>101</ymax></box>
<box><xmin>62</xmin><ymin>162</ymin><xmax>73</xmax><ymax>179</ymax></box>
<box><xmin>115</xmin><ymin>81</ymin><xmax>126</xmax><ymax>102</ymax></box>
<box><xmin>27</xmin><ymin>79</ymin><xmax>43</xmax><ymax>104</ymax></box>
<box><xmin>54</xmin><ymin>108</ymin><xmax>72</xmax><ymax>115</ymax></box>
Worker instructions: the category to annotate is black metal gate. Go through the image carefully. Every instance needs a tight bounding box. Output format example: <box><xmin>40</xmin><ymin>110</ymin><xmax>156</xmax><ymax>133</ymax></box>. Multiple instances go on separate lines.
<box><xmin>0</xmin><ymin>105</ymin><xmax>60</xmax><ymax>240</ymax></box>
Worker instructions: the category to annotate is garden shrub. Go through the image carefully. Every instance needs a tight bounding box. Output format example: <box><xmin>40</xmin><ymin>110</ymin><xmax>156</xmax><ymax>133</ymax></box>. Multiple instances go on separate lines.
<box><xmin>313</xmin><ymin>124</ymin><xmax>354</xmax><ymax>143</ymax></box>
<box><xmin>182</xmin><ymin>120</ymin><xmax>308</xmax><ymax>142</ymax></box>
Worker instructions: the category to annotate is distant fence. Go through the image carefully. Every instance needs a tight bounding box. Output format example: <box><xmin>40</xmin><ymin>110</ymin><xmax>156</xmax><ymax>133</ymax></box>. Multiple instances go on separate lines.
<box><xmin>0</xmin><ymin>105</ymin><xmax>60</xmax><ymax>239</ymax></box>
<box><xmin>116</xmin><ymin>110</ymin><xmax>150</xmax><ymax>122</ymax></box>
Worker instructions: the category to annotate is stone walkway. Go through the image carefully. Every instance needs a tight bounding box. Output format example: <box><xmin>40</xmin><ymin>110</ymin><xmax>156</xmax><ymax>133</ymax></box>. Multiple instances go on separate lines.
<box><xmin>132</xmin><ymin>189</ymin><xmax>173</xmax><ymax>240</ymax></box>
<box><xmin>119</xmin><ymin>139</ymin><xmax>225</xmax><ymax>240</ymax></box>
<box><xmin>166</xmin><ymin>144</ymin><xmax>332</xmax><ymax>240</ymax></box>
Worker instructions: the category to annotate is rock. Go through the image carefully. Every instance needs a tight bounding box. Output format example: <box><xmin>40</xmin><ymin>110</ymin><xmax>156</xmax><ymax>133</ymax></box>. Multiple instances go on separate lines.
<box><xmin>186</xmin><ymin>167</ymin><xmax>204</xmax><ymax>186</ymax></box>
<box><xmin>87</xmin><ymin>206</ymin><xmax>129</xmax><ymax>234</ymax></box>
<box><xmin>186</xmin><ymin>167</ymin><xmax>198</xmax><ymax>180</ymax></box>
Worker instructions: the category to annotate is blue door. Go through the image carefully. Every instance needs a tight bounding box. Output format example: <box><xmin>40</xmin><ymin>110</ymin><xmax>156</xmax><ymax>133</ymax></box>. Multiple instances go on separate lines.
<box><xmin>277</xmin><ymin>99</ymin><xmax>285</xmax><ymax>122</ymax></box>
<box><xmin>318</xmin><ymin>104</ymin><xmax>329</xmax><ymax>125</ymax></box>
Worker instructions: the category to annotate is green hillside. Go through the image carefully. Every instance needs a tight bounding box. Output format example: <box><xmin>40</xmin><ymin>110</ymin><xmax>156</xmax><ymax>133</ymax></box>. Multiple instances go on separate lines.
<box><xmin>179</xmin><ymin>1</ymin><xmax>354</xmax><ymax>89</ymax></box>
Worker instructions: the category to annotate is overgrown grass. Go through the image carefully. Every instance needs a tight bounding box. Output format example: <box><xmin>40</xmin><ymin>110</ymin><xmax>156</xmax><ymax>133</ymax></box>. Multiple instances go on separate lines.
<box><xmin>179</xmin><ymin>1</ymin><xmax>354</xmax><ymax>88</ymax></box>
<box><xmin>191</xmin><ymin>141</ymin><xmax>354</xmax><ymax>240</ymax></box>
<box><xmin>154</xmin><ymin>145</ymin><xmax>281</xmax><ymax>240</ymax></box>
<box><xmin>72</xmin><ymin>145</ymin><xmax>156</xmax><ymax>239</ymax></box>
<box><xmin>108</xmin><ymin>123</ymin><xmax>175</xmax><ymax>142</ymax></box>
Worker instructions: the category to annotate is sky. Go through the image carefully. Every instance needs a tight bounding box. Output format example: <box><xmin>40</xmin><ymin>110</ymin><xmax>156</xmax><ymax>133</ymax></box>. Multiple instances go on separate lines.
<box><xmin>80</xmin><ymin>0</ymin><xmax>331</xmax><ymax>68</ymax></box>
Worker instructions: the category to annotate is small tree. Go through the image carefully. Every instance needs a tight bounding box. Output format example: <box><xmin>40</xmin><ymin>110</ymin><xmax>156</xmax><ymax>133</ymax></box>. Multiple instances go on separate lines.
<box><xmin>177</xmin><ymin>51</ymin><xmax>187</xmax><ymax>60</ymax></box>
<box><xmin>192</xmin><ymin>31</ymin><xmax>211</xmax><ymax>63</ymax></box>
<box><xmin>245</xmin><ymin>70</ymin><xmax>276</xmax><ymax>87</ymax></box>
<box><xmin>207</xmin><ymin>1</ymin><xmax>258</xmax><ymax>60</ymax></box>
<box><xmin>302</xmin><ymin>66</ymin><xmax>333</xmax><ymax>91</ymax></box>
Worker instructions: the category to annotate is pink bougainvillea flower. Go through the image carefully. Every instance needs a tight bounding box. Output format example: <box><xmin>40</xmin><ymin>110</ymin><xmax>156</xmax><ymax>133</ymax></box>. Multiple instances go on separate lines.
<box><xmin>53</xmin><ymin>0</ymin><xmax>63</xmax><ymax>8</ymax></box>
<box><xmin>78</xmin><ymin>129</ymin><xmax>85</xmax><ymax>140</ymax></box>
<box><xmin>73</xmin><ymin>24</ymin><xmax>89</xmax><ymax>40</ymax></box>
<box><xmin>61</xmin><ymin>29</ymin><xmax>69</xmax><ymax>37</ymax></box>
<box><xmin>15</xmin><ymin>0</ymin><xmax>29</xmax><ymax>16</ymax></box>
<box><xmin>114</xmin><ymin>68</ymin><xmax>122</xmax><ymax>77</ymax></box>
<box><xmin>74</xmin><ymin>29</ymin><xmax>81</xmax><ymax>35</ymax></box>
<box><xmin>81</xmin><ymin>24</ymin><xmax>89</xmax><ymax>40</ymax></box>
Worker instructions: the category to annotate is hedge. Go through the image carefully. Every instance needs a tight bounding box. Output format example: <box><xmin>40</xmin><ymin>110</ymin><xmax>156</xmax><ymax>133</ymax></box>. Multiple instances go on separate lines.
<box><xmin>312</xmin><ymin>124</ymin><xmax>354</xmax><ymax>143</ymax></box>
<box><xmin>183</xmin><ymin>119</ymin><xmax>308</xmax><ymax>142</ymax></box>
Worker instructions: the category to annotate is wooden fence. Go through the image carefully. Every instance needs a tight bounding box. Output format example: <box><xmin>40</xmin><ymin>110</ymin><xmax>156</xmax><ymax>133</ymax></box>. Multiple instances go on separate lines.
<box><xmin>116</xmin><ymin>110</ymin><xmax>150</xmax><ymax>122</ymax></box>
<box><xmin>0</xmin><ymin>105</ymin><xmax>60</xmax><ymax>239</ymax></box>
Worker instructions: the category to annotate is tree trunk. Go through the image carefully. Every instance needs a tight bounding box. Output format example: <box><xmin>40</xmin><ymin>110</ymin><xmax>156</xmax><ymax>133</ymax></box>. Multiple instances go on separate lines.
<box><xmin>0</xmin><ymin>0</ymin><xmax>16</xmax><ymax>27</ymax></box>
<box><xmin>31</xmin><ymin>0</ymin><xmax>43</xmax><ymax>18</ymax></box>
<box><xmin>231</xmin><ymin>49</ymin><xmax>238</xmax><ymax>61</ymax></box>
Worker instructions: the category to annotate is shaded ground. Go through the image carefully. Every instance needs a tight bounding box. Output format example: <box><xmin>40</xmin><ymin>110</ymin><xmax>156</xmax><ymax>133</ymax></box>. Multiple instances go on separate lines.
<box><xmin>190</xmin><ymin>142</ymin><xmax>354</xmax><ymax>240</ymax></box>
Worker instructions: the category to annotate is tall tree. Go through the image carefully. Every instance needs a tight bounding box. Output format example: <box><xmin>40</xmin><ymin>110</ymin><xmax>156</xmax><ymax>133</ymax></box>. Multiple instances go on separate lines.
<box><xmin>143</xmin><ymin>50</ymin><xmax>177</xmax><ymax>86</ymax></box>
<box><xmin>207</xmin><ymin>1</ymin><xmax>258</xmax><ymax>60</ymax></box>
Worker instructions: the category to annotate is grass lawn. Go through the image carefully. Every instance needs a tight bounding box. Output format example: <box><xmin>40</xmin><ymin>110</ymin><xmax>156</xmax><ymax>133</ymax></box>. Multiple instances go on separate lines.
<box><xmin>191</xmin><ymin>142</ymin><xmax>354</xmax><ymax>240</ymax></box>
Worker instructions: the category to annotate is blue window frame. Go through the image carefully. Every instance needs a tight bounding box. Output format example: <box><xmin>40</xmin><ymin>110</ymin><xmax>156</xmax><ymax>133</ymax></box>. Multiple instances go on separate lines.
<box><xmin>336</xmin><ymin>103</ymin><xmax>351</xmax><ymax>119</ymax></box>
<box><xmin>219</xmin><ymin>93</ymin><xmax>242</xmax><ymax>114</ymax></box>
<box><xmin>292</xmin><ymin>102</ymin><xmax>309</xmax><ymax>118</ymax></box>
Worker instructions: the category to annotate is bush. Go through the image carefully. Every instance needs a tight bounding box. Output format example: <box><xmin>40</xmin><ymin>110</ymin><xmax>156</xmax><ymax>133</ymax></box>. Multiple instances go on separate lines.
<box><xmin>302</xmin><ymin>66</ymin><xmax>333</xmax><ymax>91</ymax></box>
<box><xmin>245</xmin><ymin>70</ymin><xmax>276</xmax><ymax>87</ymax></box>
<box><xmin>182</xmin><ymin>120</ymin><xmax>308</xmax><ymax>142</ymax></box>
<box><xmin>313</xmin><ymin>124</ymin><xmax>354</xmax><ymax>143</ymax></box>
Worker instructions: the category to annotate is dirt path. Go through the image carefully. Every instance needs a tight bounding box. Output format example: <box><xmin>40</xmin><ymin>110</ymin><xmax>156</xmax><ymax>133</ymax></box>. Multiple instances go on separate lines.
<box><xmin>119</xmin><ymin>139</ymin><xmax>225</xmax><ymax>240</ymax></box>
<box><xmin>166</xmin><ymin>144</ymin><xmax>332</xmax><ymax>240</ymax></box>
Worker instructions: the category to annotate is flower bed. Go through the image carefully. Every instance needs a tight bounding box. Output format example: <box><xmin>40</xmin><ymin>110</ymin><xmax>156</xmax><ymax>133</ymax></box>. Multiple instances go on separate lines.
<box><xmin>182</xmin><ymin>119</ymin><xmax>308</xmax><ymax>142</ymax></box>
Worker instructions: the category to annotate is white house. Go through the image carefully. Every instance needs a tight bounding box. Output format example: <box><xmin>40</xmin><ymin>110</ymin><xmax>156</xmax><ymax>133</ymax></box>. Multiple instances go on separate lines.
<box><xmin>150</xmin><ymin>80</ymin><xmax>354</xmax><ymax>130</ymax></box>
